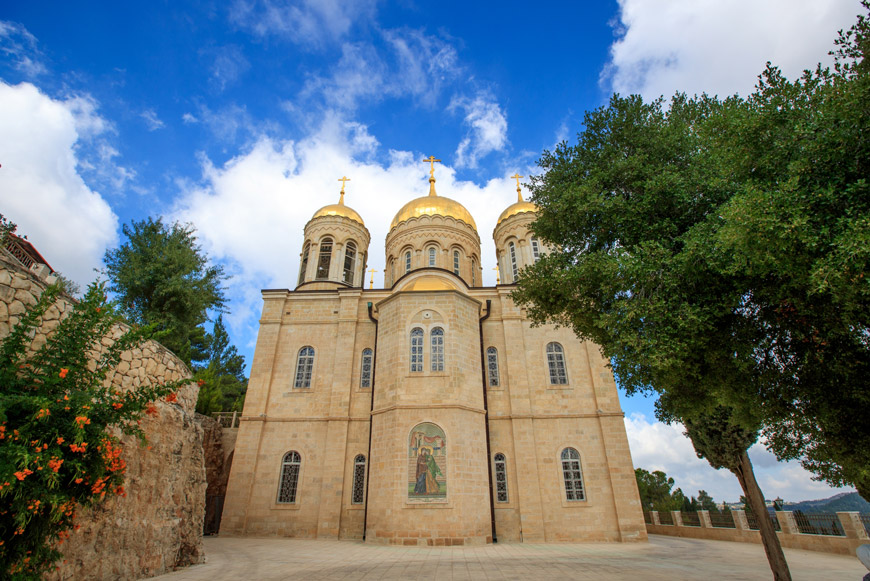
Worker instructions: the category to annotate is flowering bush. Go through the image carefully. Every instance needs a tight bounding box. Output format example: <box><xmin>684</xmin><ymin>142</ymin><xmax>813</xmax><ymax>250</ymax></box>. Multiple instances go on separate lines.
<box><xmin>0</xmin><ymin>283</ymin><xmax>181</xmax><ymax>578</ymax></box>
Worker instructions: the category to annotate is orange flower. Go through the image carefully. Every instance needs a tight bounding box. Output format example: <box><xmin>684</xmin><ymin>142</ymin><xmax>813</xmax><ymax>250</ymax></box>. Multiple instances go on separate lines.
<box><xmin>145</xmin><ymin>404</ymin><xmax>158</xmax><ymax>417</ymax></box>
<box><xmin>69</xmin><ymin>442</ymin><xmax>88</xmax><ymax>453</ymax></box>
<box><xmin>35</xmin><ymin>408</ymin><xmax>50</xmax><ymax>419</ymax></box>
<box><xmin>197</xmin><ymin>379</ymin><xmax>205</xmax><ymax>387</ymax></box>
<box><xmin>112</xmin><ymin>402</ymin><xmax>123</xmax><ymax>410</ymax></box>
<box><xmin>48</xmin><ymin>458</ymin><xmax>64</xmax><ymax>473</ymax></box>
<box><xmin>14</xmin><ymin>469</ymin><xmax>33</xmax><ymax>481</ymax></box>
<box><xmin>165</xmin><ymin>392</ymin><xmax>177</xmax><ymax>403</ymax></box>
<box><xmin>59</xmin><ymin>368</ymin><xmax>69</xmax><ymax>378</ymax></box>
<box><xmin>74</xmin><ymin>478</ymin><xmax>83</xmax><ymax>484</ymax></box>
<box><xmin>95</xmin><ymin>307</ymin><xmax>101</xmax><ymax>313</ymax></box>
<box><xmin>57</xmin><ymin>437</ymin><xmax>65</xmax><ymax>444</ymax></box>
<box><xmin>74</xmin><ymin>416</ymin><xmax>91</xmax><ymax>428</ymax></box>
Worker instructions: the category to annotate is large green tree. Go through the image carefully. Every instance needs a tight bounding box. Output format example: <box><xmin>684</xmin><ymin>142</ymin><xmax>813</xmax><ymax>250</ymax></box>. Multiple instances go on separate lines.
<box><xmin>103</xmin><ymin>218</ymin><xmax>227</xmax><ymax>368</ymax></box>
<box><xmin>194</xmin><ymin>315</ymin><xmax>248</xmax><ymax>415</ymax></box>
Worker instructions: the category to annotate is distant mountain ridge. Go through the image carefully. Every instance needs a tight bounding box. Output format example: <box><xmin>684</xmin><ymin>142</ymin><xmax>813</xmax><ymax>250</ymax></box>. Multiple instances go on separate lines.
<box><xmin>783</xmin><ymin>492</ymin><xmax>869</xmax><ymax>513</ymax></box>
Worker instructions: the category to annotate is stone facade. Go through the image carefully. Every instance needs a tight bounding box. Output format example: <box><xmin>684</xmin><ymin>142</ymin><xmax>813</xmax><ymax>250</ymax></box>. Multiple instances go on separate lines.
<box><xmin>221</xmin><ymin>181</ymin><xmax>647</xmax><ymax>545</ymax></box>
<box><xmin>0</xmin><ymin>254</ymin><xmax>206</xmax><ymax>579</ymax></box>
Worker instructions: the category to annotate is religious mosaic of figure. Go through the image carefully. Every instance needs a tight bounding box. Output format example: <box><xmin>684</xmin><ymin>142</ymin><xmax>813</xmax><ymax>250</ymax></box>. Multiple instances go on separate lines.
<box><xmin>408</xmin><ymin>422</ymin><xmax>446</xmax><ymax>502</ymax></box>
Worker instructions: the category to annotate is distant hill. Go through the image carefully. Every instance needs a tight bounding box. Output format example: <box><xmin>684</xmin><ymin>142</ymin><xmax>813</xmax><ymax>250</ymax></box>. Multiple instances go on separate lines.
<box><xmin>783</xmin><ymin>492</ymin><xmax>870</xmax><ymax>514</ymax></box>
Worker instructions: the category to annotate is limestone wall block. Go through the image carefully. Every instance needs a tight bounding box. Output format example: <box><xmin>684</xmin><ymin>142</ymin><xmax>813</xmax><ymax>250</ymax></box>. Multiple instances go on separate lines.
<box><xmin>0</xmin><ymin>285</ymin><xmax>13</xmax><ymax>303</ymax></box>
<box><xmin>117</xmin><ymin>361</ymin><xmax>131</xmax><ymax>374</ymax></box>
<box><xmin>8</xmin><ymin>300</ymin><xmax>25</xmax><ymax>316</ymax></box>
<box><xmin>120</xmin><ymin>350</ymin><xmax>133</xmax><ymax>362</ymax></box>
<box><xmin>0</xmin><ymin>300</ymin><xmax>7</xmax><ymax>322</ymax></box>
<box><xmin>14</xmin><ymin>288</ymin><xmax>37</xmax><ymax>306</ymax></box>
<box><xmin>0</xmin><ymin>270</ymin><xmax>10</xmax><ymax>286</ymax></box>
<box><xmin>10</xmin><ymin>274</ymin><xmax>30</xmax><ymax>290</ymax></box>
<box><xmin>43</xmin><ymin>304</ymin><xmax>61</xmax><ymax>321</ymax></box>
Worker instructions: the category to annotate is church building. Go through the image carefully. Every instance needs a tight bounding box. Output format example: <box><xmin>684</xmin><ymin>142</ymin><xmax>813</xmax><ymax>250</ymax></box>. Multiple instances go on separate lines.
<box><xmin>220</xmin><ymin>160</ymin><xmax>647</xmax><ymax>545</ymax></box>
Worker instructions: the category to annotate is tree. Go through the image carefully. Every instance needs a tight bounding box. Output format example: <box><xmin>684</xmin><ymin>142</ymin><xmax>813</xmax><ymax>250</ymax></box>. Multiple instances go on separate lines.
<box><xmin>635</xmin><ymin>468</ymin><xmax>683</xmax><ymax>513</ymax></box>
<box><xmin>696</xmin><ymin>490</ymin><xmax>719</xmax><ymax>514</ymax></box>
<box><xmin>0</xmin><ymin>283</ymin><xmax>178</xmax><ymax>578</ymax></box>
<box><xmin>194</xmin><ymin>315</ymin><xmax>247</xmax><ymax>415</ymax></box>
<box><xmin>103</xmin><ymin>218</ymin><xmax>227</xmax><ymax>367</ymax></box>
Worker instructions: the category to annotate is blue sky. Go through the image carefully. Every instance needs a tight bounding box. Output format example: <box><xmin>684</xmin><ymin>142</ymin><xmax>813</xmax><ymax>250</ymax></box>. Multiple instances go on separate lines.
<box><xmin>0</xmin><ymin>0</ymin><xmax>861</xmax><ymax>502</ymax></box>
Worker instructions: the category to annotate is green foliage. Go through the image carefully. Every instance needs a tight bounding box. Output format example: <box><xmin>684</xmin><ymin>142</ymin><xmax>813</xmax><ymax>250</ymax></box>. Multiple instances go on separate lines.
<box><xmin>0</xmin><ymin>214</ymin><xmax>16</xmax><ymax>245</ymax></box>
<box><xmin>103</xmin><ymin>218</ymin><xmax>227</xmax><ymax>368</ymax></box>
<box><xmin>194</xmin><ymin>316</ymin><xmax>247</xmax><ymax>415</ymax></box>
<box><xmin>0</xmin><ymin>283</ymin><xmax>180</xmax><ymax>578</ymax></box>
<box><xmin>635</xmin><ymin>468</ymin><xmax>723</xmax><ymax>514</ymax></box>
<box><xmin>514</xmin><ymin>4</ymin><xmax>870</xmax><ymax>500</ymax></box>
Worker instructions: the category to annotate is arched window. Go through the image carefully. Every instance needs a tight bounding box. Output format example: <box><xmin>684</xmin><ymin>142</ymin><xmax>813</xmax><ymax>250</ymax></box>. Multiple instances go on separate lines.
<box><xmin>471</xmin><ymin>258</ymin><xmax>477</xmax><ymax>286</ymax></box>
<box><xmin>343</xmin><ymin>241</ymin><xmax>356</xmax><ymax>285</ymax></box>
<box><xmin>294</xmin><ymin>346</ymin><xmax>315</xmax><ymax>388</ymax></box>
<box><xmin>531</xmin><ymin>237</ymin><xmax>541</xmax><ymax>262</ymax></box>
<box><xmin>486</xmin><ymin>347</ymin><xmax>500</xmax><ymax>387</ymax></box>
<box><xmin>298</xmin><ymin>243</ymin><xmax>310</xmax><ymax>285</ymax></box>
<box><xmin>351</xmin><ymin>454</ymin><xmax>366</xmax><ymax>504</ymax></box>
<box><xmin>316</xmin><ymin>238</ymin><xmax>333</xmax><ymax>279</ymax></box>
<box><xmin>494</xmin><ymin>453</ymin><xmax>508</xmax><ymax>503</ymax></box>
<box><xmin>453</xmin><ymin>250</ymin><xmax>460</xmax><ymax>276</ymax></box>
<box><xmin>410</xmin><ymin>328</ymin><xmax>424</xmax><ymax>372</ymax></box>
<box><xmin>509</xmin><ymin>242</ymin><xmax>518</xmax><ymax>282</ymax></box>
<box><xmin>430</xmin><ymin>327</ymin><xmax>444</xmax><ymax>372</ymax></box>
<box><xmin>405</xmin><ymin>250</ymin><xmax>412</xmax><ymax>273</ymax></box>
<box><xmin>561</xmin><ymin>448</ymin><xmax>585</xmax><ymax>501</ymax></box>
<box><xmin>546</xmin><ymin>342</ymin><xmax>568</xmax><ymax>385</ymax></box>
<box><xmin>428</xmin><ymin>247</ymin><xmax>436</xmax><ymax>267</ymax></box>
<box><xmin>277</xmin><ymin>451</ymin><xmax>301</xmax><ymax>503</ymax></box>
<box><xmin>389</xmin><ymin>259</ymin><xmax>395</xmax><ymax>286</ymax></box>
<box><xmin>360</xmin><ymin>348</ymin><xmax>373</xmax><ymax>388</ymax></box>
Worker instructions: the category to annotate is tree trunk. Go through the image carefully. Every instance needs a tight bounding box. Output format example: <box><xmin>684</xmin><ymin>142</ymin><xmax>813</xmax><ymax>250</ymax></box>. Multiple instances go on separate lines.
<box><xmin>732</xmin><ymin>450</ymin><xmax>791</xmax><ymax>581</ymax></box>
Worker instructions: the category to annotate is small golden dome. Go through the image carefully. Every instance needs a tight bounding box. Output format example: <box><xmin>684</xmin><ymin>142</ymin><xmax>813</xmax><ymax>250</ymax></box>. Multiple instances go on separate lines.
<box><xmin>496</xmin><ymin>180</ymin><xmax>537</xmax><ymax>225</ymax></box>
<box><xmin>400</xmin><ymin>275</ymin><xmax>460</xmax><ymax>292</ymax></box>
<box><xmin>312</xmin><ymin>192</ymin><xmax>364</xmax><ymax>226</ymax></box>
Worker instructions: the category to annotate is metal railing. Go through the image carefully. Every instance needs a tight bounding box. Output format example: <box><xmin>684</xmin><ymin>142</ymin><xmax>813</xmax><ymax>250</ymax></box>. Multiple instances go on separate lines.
<box><xmin>212</xmin><ymin>411</ymin><xmax>241</xmax><ymax>429</ymax></box>
<box><xmin>709</xmin><ymin>511</ymin><xmax>736</xmax><ymax>528</ymax></box>
<box><xmin>658</xmin><ymin>511</ymin><xmax>674</xmax><ymax>525</ymax></box>
<box><xmin>5</xmin><ymin>238</ymin><xmax>36</xmax><ymax>269</ymax></box>
<box><xmin>861</xmin><ymin>514</ymin><xmax>870</xmax><ymax>536</ymax></box>
<box><xmin>643</xmin><ymin>511</ymin><xmax>652</xmax><ymax>525</ymax></box>
<box><xmin>746</xmin><ymin>511</ymin><xmax>781</xmax><ymax>532</ymax></box>
<box><xmin>793</xmin><ymin>512</ymin><xmax>845</xmax><ymax>536</ymax></box>
<box><xmin>681</xmin><ymin>511</ymin><xmax>701</xmax><ymax>527</ymax></box>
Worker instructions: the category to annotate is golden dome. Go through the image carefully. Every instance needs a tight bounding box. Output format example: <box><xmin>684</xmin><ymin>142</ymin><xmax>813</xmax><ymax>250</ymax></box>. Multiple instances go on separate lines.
<box><xmin>400</xmin><ymin>275</ymin><xmax>460</xmax><ymax>292</ymax></box>
<box><xmin>312</xmin><ymin>191</ymin><xmax>364</xmax><ymax>226</ymax></box>
<box><xmin>496</xmin><ymin>182</ymin><xmax>537</xmax><ymax>225</ymax></box>
<box><xmin>391</xmin><ymin>195</ymin><xmax>477</xmax><ymax>230</ymax></box>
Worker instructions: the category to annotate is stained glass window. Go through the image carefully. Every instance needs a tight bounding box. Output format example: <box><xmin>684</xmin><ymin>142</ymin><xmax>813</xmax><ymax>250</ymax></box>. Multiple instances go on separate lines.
<box><xmin>431</xmin><ymin>327</ymin><xmax>444</xmax><ymax>371</ymax></box>
<box><xmin>486</xmin><ymin>347</ymin><xmax>499</xmax><ymax>387</ymax></box>
<box><xmin>453</xmin><ymin>250</ymin><xmax>460</xmax><ymax>275</ymax></box>
<box><xmin>546</xmin><ymin>342</ymin><xmax>568</xmax><ymax>385</ymax></box>
<box><xmin>360</xmin><ymin>348</ymin><xmax>373</xmax><ymax>388</ymax></box>
<box><xmin>531</xmin><ymin>237</ymin><xmax>540</xmax><ymax>262</ymax></box>
<box><xmin>351</xmin><ymin>454</ymin><xmax>366</xmax><ymax>504</ymax></box>
<box><xmin>405</xmin><ymin>250</ymin><xmax>412</xmax><ymax>273</ymax></box>
<box><xmin>561</xmin><ymin>448</ymin><xmax>585</xmax><ymax>501</ymax></box>
<box><xmin>343</xmin><ymin>241</ymin><xmax>356</xmax><ymax>285</ymax></box>
<box><xmin>410</xmin><ymin>328</ymin><xmax>424</xmax><ymax>372</ymax></box>
<box><xmin>277</xmin><ymin>451</ymin><xmax>301</xmax><ymax>503</ymax></box>
<box><xmin>509</xmin><ymin>242</ymin><xmax>518</xmax><ymax>282</ymax></box>
<box><xmin>298</xmin><ymin>243</ymin><xmax>310</xmax><ymax>285</ymax></box>
<box><xmin>316</xmin><ymin>238</ymin><xmax>332</xmax><ymax>279</ymax></box>
<box><xmin>494</xmin><ymin>453</ymin><xmax>508</xmax><ymax>502</ymax></box>
<box><xmin>428</xmin><ymin>247</ymin><xmax>436</xmax><ymax>266</ymax></box>
<box><xmin>294</xmin><ymin>346</ymin><xmax>315</xmax><ymax>388</ymax></box>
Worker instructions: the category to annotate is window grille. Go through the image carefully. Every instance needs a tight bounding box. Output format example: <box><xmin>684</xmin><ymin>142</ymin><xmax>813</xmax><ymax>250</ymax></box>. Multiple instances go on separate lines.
<box><xmin>509</xmin><ymin>242</ymin><xmax>518</xmax><ymax>282</ymax></box>
<box><xmin>277</xmin><ymin>451</ymin><xmax>301</xmax><ymax>503</ymax></box>
<box><xmin>298</xmin><ymin>243</ymin><xmax>310</xmax><ymax>285</ymax></box>
<box><xmin>561</xmin><ymin>448</ymin><xmax>585</xmax><ymax>501</ymax></box>
<box><xmin>453</xmin><ymin>250</ymin><xmax>460</xmax><ymax>275</ymax></box>
<box><xmin>316</xmin><ymin>238</ymin><xmax>332</xmax><ymax>279</ymax></box>
<box><xmin>531</xmin><ymin>238</ymin><xmax>540</xmax><ymax>262</ymax></box>
<box><xmin>486</xmin><ymin>347</ymin><xmax>500</xmax><ymax>387</ymax></box>
<box><xmin>360</xmin><ymin>348</ymin><xmax>373</xmax><ymax>388</ymax></box>
<box><xmin>546</xmin><ymin>342</ymin><xmax>568</xmax><ymax>385</ymax></box>
<box><xmin>351</xmin><ymin>454</ymin><xmax>366</xmax><ymax>504</ymax></box>
<box><xmin>405</xmin><ymin>251</ymin><xmax>412</xmax><ymax>273</ymax></box>
<box><xmin>431</xmin><ymin>327</ymin><xmax>444</xmax><ymax>371</ymax></box>
<box><xmin>410</xmin><ymin>328</ymin><xmax>424</xmax><ymax>372</ymax></box>
<box><xmin>494</xmin><ymin>453</ymin><xmax>508</xmax><ymax>502</ymax></box>
<box><xmin>428</xmin><ymin>247</ymin><xmax>436</xmax><ymax>266</ymax></box>
<box><xmin>294</xmin><ymin>346</ymin><xmax>315</xmax><ymax>388</ymax></box>
<box><xmin>343</xmin><ymin>241</ymin><xmax>356</xmax><ymax>285</ymax></box>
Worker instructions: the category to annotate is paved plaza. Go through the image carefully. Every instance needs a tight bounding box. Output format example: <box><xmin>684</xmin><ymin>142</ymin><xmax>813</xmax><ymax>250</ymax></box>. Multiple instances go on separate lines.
<box><xmin>154</xmin><ymin>534</ymin><xmax>866</xmax><ymax>580</ymax></box>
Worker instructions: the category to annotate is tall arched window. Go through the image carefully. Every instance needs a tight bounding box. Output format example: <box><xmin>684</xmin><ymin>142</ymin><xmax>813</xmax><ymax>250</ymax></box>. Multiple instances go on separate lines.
<box><xmin>428</xmin><ymin>247</ymin><xmax>436</xmax><ymax>267</ymax></box>
<box><xmin>531</xmin><ymin>237</ymin><xmax>541</xmax><ymax>262</ymax></box>
<box><xmin>294</xmin><ymin>346</ymin><xmax>315</xmax><ymax>388</ymax></box>
<box><xmin>471</xmin><ymin>258</ymin><xmax>477</xmax><ymax>286</ymax></box>
<box><xmin>389</xmin><ymin>259</ymin><xmax>395</xmax><ymax>286</ymax></box>
<box><xmin>298</xmin><ymin>243</ymin><xmax>310</xmax><ymax>285</ymax></box>
<box><xmin>316</xmin><ymin>238</ymin><xmax>333</xmax><ymax>279</ymax></box>
<box><xmin>453</xmin><ymin>250</ymin><xmax>460</xmax><ymax>276</ymax></box>
<box><xmin>343</xmin><ymin>241</ymin><xmax>356</xmax><ymax>285</ymax></box>
<box><xmin>431</xmin><ymin>327</ymin><xmax>444</xmax><ymax>371</ymax></box>
<box><xmin>494</xmin><ymin>453</ymin><xmax>508</xmax><ymax>502</ymax></box>
<box><xmin>486</xmin><ymin>347</ymin><xmax>500</xmax><ymax>387</ymax></box>
<box><xmin>561</xmin><ymin>448</ymin><xmax>585</xmax><ymax>501</ymax></box>
<box><xmin>509</xmin><ymin>242</ymin><xmax>518</xmax><ymax>282</ymax></box>
<box><xmin>277</xmin><ymin>451</ymin><xmax>301</xmax><ymax>503</ymax></box>
<box><xmin>410</xmin><ymin>328</ymin><xmax>424</xmax><ymax>372</ymax></box>
<box><xmin>546</xmin><ymin>342</ymin><xmax>568</xmax><ymax>385</ymax></box>
<box><xmin>405</xmin><ymin>250</ymin><xmax>412</xmax><ymax>273</ymax></box>
<box><xmin>360</xmin><ymin>348</ymin><xmax>373</xmax><ymax>388</ymax></box>
<box><xmin>351</xmin><ymin>454</ymin><xmax>366</xmax><ymax>504</ymax></box>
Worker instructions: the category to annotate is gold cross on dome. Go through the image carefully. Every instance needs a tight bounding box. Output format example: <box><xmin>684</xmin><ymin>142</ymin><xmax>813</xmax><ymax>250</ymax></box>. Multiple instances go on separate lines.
<box><xmin>338</xmin><ymin>176</ymin><xmax>351</xmax><ymax>193</ymax></box>
<box><xmin>423</xmin><ymin>156</ymin><xmax>441</xmax><ymax>179</ymax></box>
<box><xmin>368</xmin><ymin>268</ymin><xmax>379</xmax><ymax>289</ymax></box>
<box><xmin>493</xmin><ymin>265</ymin><xmax>500</xmax><ymax>285</ymax></box>
<box><xmin>511</xmin><ymin>173</ymin><xmax>523</xmax><ymax>189</ymax></box>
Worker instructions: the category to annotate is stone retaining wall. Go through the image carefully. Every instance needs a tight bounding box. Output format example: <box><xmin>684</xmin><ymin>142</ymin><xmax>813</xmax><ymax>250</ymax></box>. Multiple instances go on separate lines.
<box><xmin>0</xmin><ymin>255</ymin><xmax>206</xmax><ymax>579</ymax></box>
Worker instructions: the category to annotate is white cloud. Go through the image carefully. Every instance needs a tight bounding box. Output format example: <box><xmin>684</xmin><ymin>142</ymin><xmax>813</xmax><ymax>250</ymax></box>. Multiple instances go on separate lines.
<box><xmin>229</xmin><ymin>0</ymin><xmax>377</xmax><ymax>48</ymax></box>
<box><xmin>450</xmin><ymin>92</ymin><xmax>509</xmax><ymax>169</ymax></box>
<box><xmin>140</xmin><ymin>108</ymin><xmax>165</xmax><ymax>131</ymax></box>
<box><xmin>206</xmin><ymin>45</ymin><xmax>251</xmax><ymax>91</ymax></box>
<box><xmin>0</xmin><ymin>20</ymin><xmax>46</xmax><ymax>78</ymax></box>
<box><xmin>182</xmin><ymin>112</ymin><xmax>198</xmax><ymax>124</ymax></box>
<box><xmin>625</xmin><ymin>413</ymin><xmax>853</xmax><ymax>503</ymax></box>
<box><xmin>604</xmin><ymin>0</ymin><xmax>860</xmax><ymax>100</ymax></box>
<box><xmin>0</xmin><ymin>82</ymin><xmax>118</xmax><ymax>287</ymax></box>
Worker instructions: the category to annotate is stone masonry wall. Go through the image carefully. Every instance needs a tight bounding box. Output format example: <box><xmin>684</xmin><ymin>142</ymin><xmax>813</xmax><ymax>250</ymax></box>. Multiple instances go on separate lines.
<box><xmin>0</xmin><ymin>255</ymin><xmax>206</xmax><ymax>579</ymax></box>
